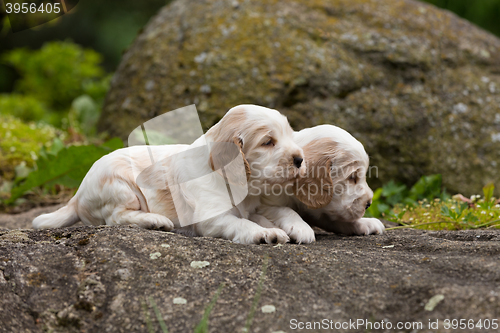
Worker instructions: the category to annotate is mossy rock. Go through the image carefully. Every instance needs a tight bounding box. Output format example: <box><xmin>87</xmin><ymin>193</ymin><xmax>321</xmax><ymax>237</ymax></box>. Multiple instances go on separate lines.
<box><xmin>100</xmin><ymin>0</ymin><xmax>500</xmax><ymax>195</ymax></box>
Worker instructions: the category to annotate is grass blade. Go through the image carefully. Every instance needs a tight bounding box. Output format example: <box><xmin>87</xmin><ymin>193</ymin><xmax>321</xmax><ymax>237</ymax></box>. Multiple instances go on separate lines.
<box><xmin>194</xmin><ymin>283</ymin><xmax>225</xmax><ymax>333</ymax></box>
<box><xmin>149</xmin><ymin>296</ymin><xmax>169</xmax><ymax>333</ymax></box>
<box><xmin>141</xmin><ymin>299</ymin><xmax>155</xmax><ymax>333</ymax></box>
<box><xmin>243</xmin><ymin>254</ymin><xmax>269</xmax><ymax>332</ymax></box>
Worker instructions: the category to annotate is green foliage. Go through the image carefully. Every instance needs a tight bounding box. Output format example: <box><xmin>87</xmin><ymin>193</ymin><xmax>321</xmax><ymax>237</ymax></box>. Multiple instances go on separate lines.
<box><xmin>387</xmin><ymin>184</ymin><xmax>500</xmax><ymax>231</ymax></box>
<box><xmin>422</xmin><ymin>0</ymin><xmax>500</xmax><ymax>37</ymax></box>
<box><xmin>483</xmin><ymin>183</ymin><xmax>495</xmax><ymax>207</ymax></box>
<box><xmin>6</xmin><ymin>138</ymin><xmax>123</xmax><ymax>204</ymax></box>
<box><xmin>366</xmin><ymin>174</ymin><xmax>449</xmax><ymax>218</ymax></box>
<box><xmin>0</xmin><ymin>115</ymin><xmax>63</xmax><ymax>181</ymax></box>
<box><xmin>2</xmin><ymin>41</ymin><xmax>106</xmax><ymax>111</ymax></box>
<box><xmin>0</xmin><ymin>94</ymin><xmax>48</xmax><ymax>122</ymax></box>
<box><xmin>69</xmin><ymin>95</ymin><xmax>101</xmax><ymax>137</ymax></box>
<box><xmin>440</xmin><ymin>202</ymin><xmax>468</xmax><ymax>222</ymax></box>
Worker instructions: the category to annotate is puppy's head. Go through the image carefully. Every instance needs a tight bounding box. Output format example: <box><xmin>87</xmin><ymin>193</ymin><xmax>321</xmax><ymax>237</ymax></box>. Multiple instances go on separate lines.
<box><xmin>206</xmin><ymin>105</ymin><xmax>305</xmax><ymax>189</ymax></box>
<box><xmin>294</xmin><ymin>125</ymin><xmax>373</xmax><ymax>221</ymax></box>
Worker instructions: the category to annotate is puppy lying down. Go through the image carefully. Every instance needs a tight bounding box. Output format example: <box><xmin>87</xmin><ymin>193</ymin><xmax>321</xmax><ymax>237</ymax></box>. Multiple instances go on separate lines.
<box><xmin>33</xmin><ymin>105</ymin><xmax>307</xmax><ymax>244</ymax></box>
<box><xmin>256</xmin><ymin>125</ymin><xmax>385</xmax><ymax>244</ymax></box>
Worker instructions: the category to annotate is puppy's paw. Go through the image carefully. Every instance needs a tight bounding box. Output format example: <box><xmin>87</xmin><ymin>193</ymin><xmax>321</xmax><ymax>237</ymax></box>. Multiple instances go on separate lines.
<box><xmin>282</xmin><ymin>223</ymin><xmax>316</xmax><ymax>244</ymax></box>
<box><xmin>140</xmin><ymin>213</ymin><xmax>175</xmax><ymax>231</ymax></box>
<box><xmin>353</xmin><ymin>218</ymin><xmax>385</xmax><ymax>235</ymax></box>
<box><xmin>255</xmin><ymin>228</ymin><xmax>290</xmax><ymax>245</ymax></box>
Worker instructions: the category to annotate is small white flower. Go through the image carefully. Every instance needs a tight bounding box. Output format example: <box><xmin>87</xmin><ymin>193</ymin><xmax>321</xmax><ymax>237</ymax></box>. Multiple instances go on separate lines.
<box><xmin>495</xmin><ymin>204</ymin><xmax>500</xmax><ymax>209</ymax></box>
<box><xmin>423</xmin><ymin>213</ymin><xmax>430</xmax><ymax>216</ymax></box>
<box><xmin>425</xmin><ymin>204</ymin><xmax>431</xmax><ymax>208</ymax></box>
<box><xmin>490</xmin><ymin>213</ymin><xmax>494</xmax><ymax>217</ymax></box>
<box><xmin>160</xmin><ymin>244</ymin><xmax>170</xmax><ymax>248</ymax></box>
<box><xmin>261</xmin><ymin>305</ymin><xmax>276</xmax><ymax>313</ymax></box>
<box><xmin>150</xmin><ymin>252</ymin><xmax>161</xmax><ymax>260</ymax></box>
<box><xmin>190</xmin><ymin>261</ymin><xmax>210</xmax><ymax>268</ymax></box>
<box><xmin>481</xmin><ymin>211</ymin><xmax>487</xmax><ymax>215</ymax></box>
<box><xmin>450</xmin><ymin>206</ymin><xmax>456</xmax><ymax>209</ymax></box>
<box><xmin>173</xmin><ymin>297</ymin><xmax>187</xmax><ymax>305</ymax></box>
<box><xmin>409</xmin><ymin>218</ymin><xmax>414</xmax><ymax>221</ymax></box>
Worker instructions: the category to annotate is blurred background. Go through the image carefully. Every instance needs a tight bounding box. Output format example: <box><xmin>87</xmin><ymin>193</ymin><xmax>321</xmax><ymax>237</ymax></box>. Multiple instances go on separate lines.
<box><xmin>2</xmin><ymin>0</ymin><xmax>500</xmax><ymax>93</ymax></box>
<box><xmin>1</xmin><ymin>0</ymin><xmax>500</xmax><ymax>229</ymax></box>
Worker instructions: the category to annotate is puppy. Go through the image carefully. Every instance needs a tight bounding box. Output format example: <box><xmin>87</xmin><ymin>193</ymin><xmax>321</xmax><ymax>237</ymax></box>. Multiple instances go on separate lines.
<box><xmin>33</xmin><ymin>105</ymin><xmax>305</xmax><ymax>244</ymax></box>
<box><xmin>257</xmin><ymin>124</ymin><xmax>385</xmax><ymax>243</ymax></box>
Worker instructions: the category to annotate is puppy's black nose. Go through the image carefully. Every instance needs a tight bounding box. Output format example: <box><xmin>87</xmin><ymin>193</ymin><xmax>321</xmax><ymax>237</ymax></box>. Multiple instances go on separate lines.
<box><xmin>366</xmin><ymin>201</ymin><xmax>372</xmax><ymax>209</ymax></box>
<box><xmin>293</xmin><ymin>156</ymin><xmax>303</xmax><ymax>168</ymax></box>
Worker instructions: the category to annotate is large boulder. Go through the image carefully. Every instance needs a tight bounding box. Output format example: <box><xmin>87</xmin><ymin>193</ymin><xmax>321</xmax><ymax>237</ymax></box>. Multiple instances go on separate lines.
<box><xmin>99</xmin><ymin>0</ymin><xmax>500</xmax><ymax>195</ymax></box>
<box><xmin>1</xmin><ymin>224</ymin><xmax>500</xmax><ymax>332</ymax></box>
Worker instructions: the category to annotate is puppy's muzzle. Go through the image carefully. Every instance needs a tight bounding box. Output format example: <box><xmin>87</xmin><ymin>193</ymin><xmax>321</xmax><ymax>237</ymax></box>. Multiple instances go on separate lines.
<box><xmin>293</xmin><ymin>156</ymin><xmax>303</xmax><ymax>169</ymax></box>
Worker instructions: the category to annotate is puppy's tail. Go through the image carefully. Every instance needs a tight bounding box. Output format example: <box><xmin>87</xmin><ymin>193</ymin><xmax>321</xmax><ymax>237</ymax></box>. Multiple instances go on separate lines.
<box><xmin>32</xmin><ymin>198</ymin><xmax>80</xmax><ymax>229</ymax></box>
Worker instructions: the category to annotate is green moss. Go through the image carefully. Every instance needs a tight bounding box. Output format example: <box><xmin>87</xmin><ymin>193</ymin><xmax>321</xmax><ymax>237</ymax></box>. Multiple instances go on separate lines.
<box><xmin>0</xmin><ymin>94</ymin><xmax>49</xmax><ymax>123</ymax></box>
<box><xmin>389</xmin><ymin>198</ymin><xmax>500</xmax><ymax>231</ymax></box>
<box><xmin>0</xmin><ymin>116</ymin><xmax>63</xmax><ymax>180</ymax></box>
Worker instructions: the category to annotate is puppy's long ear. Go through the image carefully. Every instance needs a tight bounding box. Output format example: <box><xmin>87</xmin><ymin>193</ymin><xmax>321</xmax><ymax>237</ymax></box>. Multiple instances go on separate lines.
<box><xmin>294</xmin><ymin>139</ymin><xmax>335</xmax><ymax>209</ymax></box>
<box><xmin>209</xmin><ymin>137</ymin><xmax>251</xmax><ymax>184</ymax></box>
<box><xmin>206</xmin><ymin>109</ymin><xmax>251</xmax><ymax>183</ymax></box>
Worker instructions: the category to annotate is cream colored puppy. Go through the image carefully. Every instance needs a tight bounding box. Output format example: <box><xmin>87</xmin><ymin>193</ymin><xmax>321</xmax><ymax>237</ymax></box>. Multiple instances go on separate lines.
<box><xmin>33</xmin><ymin>105</ymin><xmax>306</xmax><ymax>244</ymax></box>
<box><xmin>257</xmin><ymin>125</ymin><xmax>385</xmax><ymax>243</ymax></box>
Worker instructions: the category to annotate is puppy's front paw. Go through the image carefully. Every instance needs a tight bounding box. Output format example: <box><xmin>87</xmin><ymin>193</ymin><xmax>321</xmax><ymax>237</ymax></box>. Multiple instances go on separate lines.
<box><xmin>255</xmin><ymin>228</ymin><xmax>290</xmax><ymax>245</ymax></box>
<box><xmin>282</xmin><ymin>223</ymin><xmax>315</xmax><ymax>244</ymax></box>
<box><xmin>141</xmin><ymin>213</ymin><xmax>175</xmax><ymax>231</ymax></box>
<box><xmin>354</xmin><ymin>218</ymin><xmax>385</xmax><ymax>235</ymax></box>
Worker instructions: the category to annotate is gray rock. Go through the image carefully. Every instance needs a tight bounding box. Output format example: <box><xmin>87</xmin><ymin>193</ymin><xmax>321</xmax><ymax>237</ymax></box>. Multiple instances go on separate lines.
<box><xmin>100</xmin><ymin>0</ymin><xmax>500</xmax><ymax>196</ymax></box>
<box><xmin>0</xmin><ymin>224</ymin><xmax>499</xmax><ymax>332</ymax></box>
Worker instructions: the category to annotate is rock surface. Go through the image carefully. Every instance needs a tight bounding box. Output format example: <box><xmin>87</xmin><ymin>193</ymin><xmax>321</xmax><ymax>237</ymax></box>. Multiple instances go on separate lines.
<box><xmin>1</xmin><ymin>209</ymin><xmax>500</xmax><ymax>332</ymax></box>
<box><xmin>99</xmin><ymin>0</ymin><xmax>500</xmax><ymax>196</ymax></box>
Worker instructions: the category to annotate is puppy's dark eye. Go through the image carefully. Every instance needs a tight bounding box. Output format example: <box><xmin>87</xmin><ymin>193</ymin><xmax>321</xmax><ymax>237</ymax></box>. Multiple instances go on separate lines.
<box><xmin>349</xmin><ymin>174</ymin><xmax>357</xmax><ymax>184</ymax></box>
<box><xmin>262</xmin><ymin>139</ymin><xmax>275</xmax><ymax>147</ymax></box>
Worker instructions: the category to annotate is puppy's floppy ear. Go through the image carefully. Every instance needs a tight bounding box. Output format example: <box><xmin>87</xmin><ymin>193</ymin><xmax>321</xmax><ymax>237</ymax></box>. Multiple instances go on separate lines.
<box><xmin>294</xmin><ymin>139</ymin><xmax>335</xmax><ymax>209</ymax></box>
<box><xmin>206</xmin><ymin>108</ymin><xmax>251</xmax><ymax>183</ymax></box>
<box><xmin>209</xmin><ymin>136</ymin><xmax>251</xmax><ymax>184</ymax></box>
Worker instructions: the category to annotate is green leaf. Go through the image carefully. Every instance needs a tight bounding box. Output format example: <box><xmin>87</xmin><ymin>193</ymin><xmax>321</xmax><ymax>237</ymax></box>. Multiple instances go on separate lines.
<box><xmin>372</xmin><ymin>187</ymin><xmax>383</xmax><ymax>201</ymax></box>
<box><xmin>49</xmin><ymin>137</ymin><xmax>65</xmax><ymax>156</ymax></box>
<box><xmin>483</xmin><ymin>183</ymin><xmax>495</xmax><ymax>203</ymax></box>
<box><xmin>7</xmin><ymin>139</ymin><xmax>123</xmax><ymax>204</ymax></box>
<box><xmin>463</xmin><ymin>211</ymin><xmax>479</xmax><ymax>223</ymax></box>
<box><xmin>100</xmin><ymin>137</ymin><xmax>123</xmax><ymax>150</ymax></box>
<box><xmin>408</xmin><ymin>174</ymin><xmax>442</xmax><ymax>201</ymax></box>
<box><xmin>440</xmin><ymin>205</ymin><xmax>452</xmax><ymax>219</ymax></box>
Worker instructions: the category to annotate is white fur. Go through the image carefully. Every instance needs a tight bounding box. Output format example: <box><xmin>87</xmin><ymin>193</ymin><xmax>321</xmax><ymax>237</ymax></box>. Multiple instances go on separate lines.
<box><xmin>258</xmin><ymin>125</ymin><xmax>385</xmax><ymax>242</ymax></box>
<box><xmin>33</xmin><ymin>105</ymin><xmax>305</xmax><ymax>245</ymax></box>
